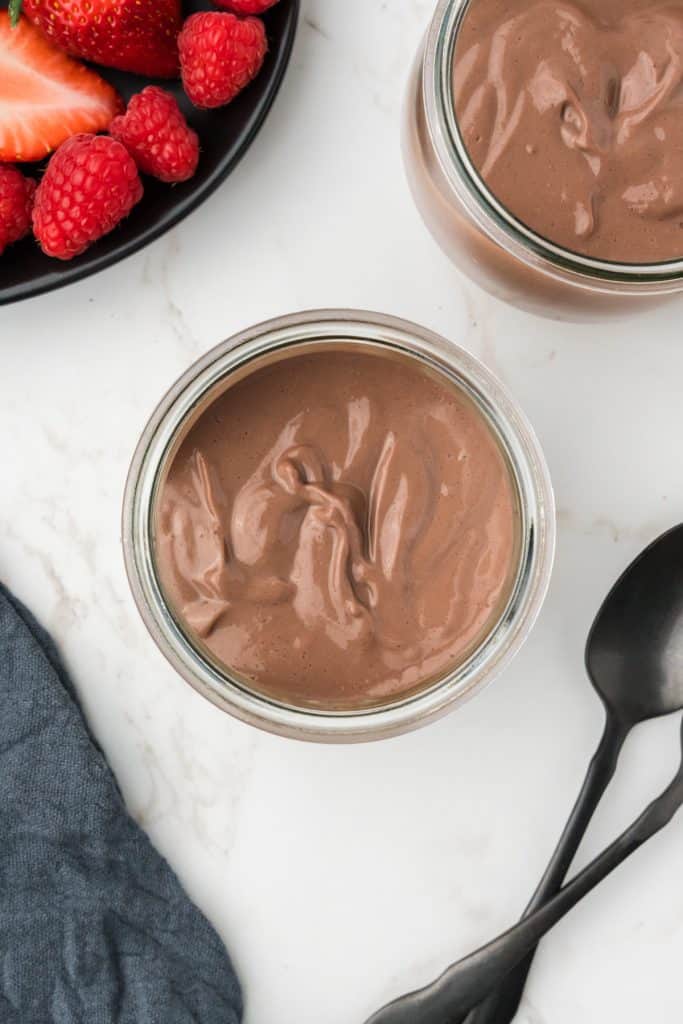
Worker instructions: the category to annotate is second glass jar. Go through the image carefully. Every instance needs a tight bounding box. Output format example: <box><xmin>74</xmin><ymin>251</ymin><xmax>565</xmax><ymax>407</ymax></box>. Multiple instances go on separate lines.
<box><xmin>404</xmin><ymin>0</ymin><xmax>683</xmax><ymax>320</ymax></box>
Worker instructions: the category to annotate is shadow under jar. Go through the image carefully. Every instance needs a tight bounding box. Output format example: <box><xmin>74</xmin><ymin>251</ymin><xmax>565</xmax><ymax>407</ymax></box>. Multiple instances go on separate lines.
<box><xmin>404</xmin><ymin>0</ymin><xmax>683</xmax><ymax>320</ymax></box>
<box><xmin>123</xmin><ymin>311</ymin><xmax>555</xmax><ymax>742</ymax></box>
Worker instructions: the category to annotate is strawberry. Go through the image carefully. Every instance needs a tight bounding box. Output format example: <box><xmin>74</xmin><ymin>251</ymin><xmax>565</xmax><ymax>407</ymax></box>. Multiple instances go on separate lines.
<box><xmin>0</xmin><ymin>13</ymin><xmax>122</xmax><ymax>163</ymax></box>
<box><xmin>17</xmin><ymin>0</ymin><xmax>181</xmax><ymax>79</ymax></box>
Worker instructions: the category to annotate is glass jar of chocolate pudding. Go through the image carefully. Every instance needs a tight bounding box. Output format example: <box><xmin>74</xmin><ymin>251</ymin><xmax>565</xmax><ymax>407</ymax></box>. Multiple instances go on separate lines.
<box><xmin>123</xmin><ymin>311</ymin><xmax>554</xmax><ymax>742</ymax></box>
<box><xmin>405</xmin><ymin>0</ymin><xmax>683</xmax><ymax>319</ymax></box>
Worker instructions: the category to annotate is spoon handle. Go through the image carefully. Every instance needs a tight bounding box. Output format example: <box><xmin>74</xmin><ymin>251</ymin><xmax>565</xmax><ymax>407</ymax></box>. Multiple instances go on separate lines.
<box><xmin>366</xmin><ymin>766</ymin><xmax>683</xmax><ymax>1024</ymax></box>
<box><xmin>462</xmin><ymin>713</ymin><xmax>628</xmax><ymax>1024</ymax></box>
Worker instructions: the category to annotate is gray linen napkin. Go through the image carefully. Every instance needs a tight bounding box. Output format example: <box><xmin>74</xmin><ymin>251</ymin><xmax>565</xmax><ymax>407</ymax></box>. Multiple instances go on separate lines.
<box><xmin>0</xmin><ymin>582</ymin><xmax>243</xmax><ymax>1024</ymax></box>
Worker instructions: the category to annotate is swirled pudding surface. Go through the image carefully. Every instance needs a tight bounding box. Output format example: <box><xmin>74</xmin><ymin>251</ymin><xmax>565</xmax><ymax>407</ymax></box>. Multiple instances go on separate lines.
<box><xmin>155</xmin><ymin>348</ymin><xmax>519</xmax><ymax>709</ymax></box>
<box><xmin>454</xmin><ymin>0</ymin><xmax>683</xmax><ymax>262</ymax></box>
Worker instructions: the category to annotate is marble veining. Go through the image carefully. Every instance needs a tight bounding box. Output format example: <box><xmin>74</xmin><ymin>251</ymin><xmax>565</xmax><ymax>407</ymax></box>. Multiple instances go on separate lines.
<box><xmin>1</xmin><ymin>2</ymin><xmax>682</xmax><ymax>1022</ymax></box>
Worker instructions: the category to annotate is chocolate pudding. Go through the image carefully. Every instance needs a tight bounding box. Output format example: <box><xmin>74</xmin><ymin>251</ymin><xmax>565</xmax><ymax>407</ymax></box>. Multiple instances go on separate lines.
<box><xmin>155</xmin><ymin>347</ymin><xmax>519</xmax><ymax>711</ymax></box>
<box><xmin>454</xmin><ymin>0</ymin><xmax>683</xmax><ymax>263</ymax></box>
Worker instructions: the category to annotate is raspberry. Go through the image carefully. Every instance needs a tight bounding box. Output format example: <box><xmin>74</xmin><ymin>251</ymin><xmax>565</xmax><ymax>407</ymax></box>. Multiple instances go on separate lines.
<box><xmin>0</xmin><ymin>165</ymin><xmax>36</xmax><ymax>255</ymax></box>
<box><xmin>179</xmin><ymin>12</ymin><xmax>268</xmax><ymax>110</ymax></box>
<box><xmin>33</xmin><ymin>134</ymin><xmax>143</xmax><ymax>260</ymax></box>
<box><xmin>212</xmin><ymin>0</ymin><xmax>279</xmax><ymax>12</ymax></box>
<box><xmin>110</xmin><ymin>86</ymin><xmax>199</xmax><ymax>183</ymax></box>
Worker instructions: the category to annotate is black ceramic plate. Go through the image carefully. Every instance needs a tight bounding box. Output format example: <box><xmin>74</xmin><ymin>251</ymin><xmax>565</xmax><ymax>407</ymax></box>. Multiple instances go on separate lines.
<box><xmin>0</xmin><ymin>0</ymin><xmax>299</xmax><ymax>305</ymax></box>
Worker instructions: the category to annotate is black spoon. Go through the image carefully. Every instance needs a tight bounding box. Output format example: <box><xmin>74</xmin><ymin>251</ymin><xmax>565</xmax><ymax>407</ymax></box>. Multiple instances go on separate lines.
<box><xmin>367</xmin><ymin>523</ymin><xmax>683</xmax><ymax>1024</ymax></box>
<box><xmin>368</xmin><ymin>717</ymin><xmax>683</xmax><ymax>1024</ymax></box>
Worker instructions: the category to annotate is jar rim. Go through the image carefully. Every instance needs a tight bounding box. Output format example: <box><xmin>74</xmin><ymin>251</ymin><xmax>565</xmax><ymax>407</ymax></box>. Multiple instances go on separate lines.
<box><xmin>424</xmin><ymin>0</ymin><xmax>683</xmax><ymax>286</ymax></box>
<box><xmin>122</xmin><ymin>309</ymin><xmax>555</xmax><ymax>742</ymax></box>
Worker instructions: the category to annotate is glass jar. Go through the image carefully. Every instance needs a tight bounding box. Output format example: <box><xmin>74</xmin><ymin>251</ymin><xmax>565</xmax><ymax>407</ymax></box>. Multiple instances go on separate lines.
<box><xmin>404</xmin><ymin>0</ymin><xmax>683</xmax><ymax>320</ymax></box>
<box><xmin>123</xmin><ymin>310</ymin><xmax>555</xmax><ymax>742</ymax></box>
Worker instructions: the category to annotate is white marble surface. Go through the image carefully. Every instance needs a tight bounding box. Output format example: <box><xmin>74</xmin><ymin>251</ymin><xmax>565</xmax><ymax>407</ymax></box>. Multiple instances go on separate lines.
<box><xmin>2</xmin><ymin>2</ymin><xmax>683</xmax><ymax>1021</ymax></box>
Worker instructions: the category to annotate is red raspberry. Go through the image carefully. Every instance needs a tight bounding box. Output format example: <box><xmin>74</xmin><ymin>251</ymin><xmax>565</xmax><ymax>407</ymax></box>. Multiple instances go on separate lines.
<box><xmin>0</xmin><ymin>165</ymin><xmax>37</xmax><ymax>255</ymax></box>
<box><xmin>33</xmin><ymin>134</ymin><xmax>143</xmax><ymax>260</ymax></box>
<box><xmin>179</xmin><ymin>12</ymin><xmax>268</xmax><ymax>110</ymax></box>
<box><xmin>212</xmin><ymin>0</ymin><xmax>279</xmax><ymax>12</ymax></box>
<box><xmin>110</xmin><ymin>87</ymin><xmax>200</xmax><ymax>183</ymax></box>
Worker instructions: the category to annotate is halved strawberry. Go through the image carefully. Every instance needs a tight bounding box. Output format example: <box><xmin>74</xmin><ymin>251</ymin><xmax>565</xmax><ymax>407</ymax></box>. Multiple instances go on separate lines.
<box><xmin>0</xmin><ymin>13</ymin><xmax>122</xmax><ymax>163</ymax></box>
<box><xmin>19</xmin><ymin>0</ymin><xmax>181</xmax><ymax>79</ymax></box>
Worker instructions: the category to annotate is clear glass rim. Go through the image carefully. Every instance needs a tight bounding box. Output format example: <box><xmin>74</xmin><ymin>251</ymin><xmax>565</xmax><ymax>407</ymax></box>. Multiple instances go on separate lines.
<box><xmin>423</xmin><ymin>0</ymin><xmax>683</xmax><ymax>289</ymax></box>
<box><xmin>122</xmin><ymin>309</ymin><xmax>556</xmax><ymax>743</ymax></box>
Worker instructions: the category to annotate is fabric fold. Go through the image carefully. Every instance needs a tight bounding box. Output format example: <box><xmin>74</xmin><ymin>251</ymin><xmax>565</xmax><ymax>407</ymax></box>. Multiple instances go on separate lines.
<box><xmin>0</xmin><ymin>583</ymin><xmax>242</xmax><ymax>1024</ymax></box>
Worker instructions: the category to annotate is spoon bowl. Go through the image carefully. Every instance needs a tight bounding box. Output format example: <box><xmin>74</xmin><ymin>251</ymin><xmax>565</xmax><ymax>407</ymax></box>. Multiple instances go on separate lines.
<box><xmin>587</xmin><ymin>524</ymin><xmax>683</xmax><ymax>723</ymax></box>
<box><xmin>368</xmin><ymin>524</ymin><xmax>683</xmax><ymax>1024</ymax></box>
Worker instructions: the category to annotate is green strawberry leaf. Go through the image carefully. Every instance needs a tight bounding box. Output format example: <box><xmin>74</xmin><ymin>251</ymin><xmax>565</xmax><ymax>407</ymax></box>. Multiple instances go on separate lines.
<box><xmin>9</xmin><ymin>0</ymin><xmax>23</xmax><ymax>28</ymax></box>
